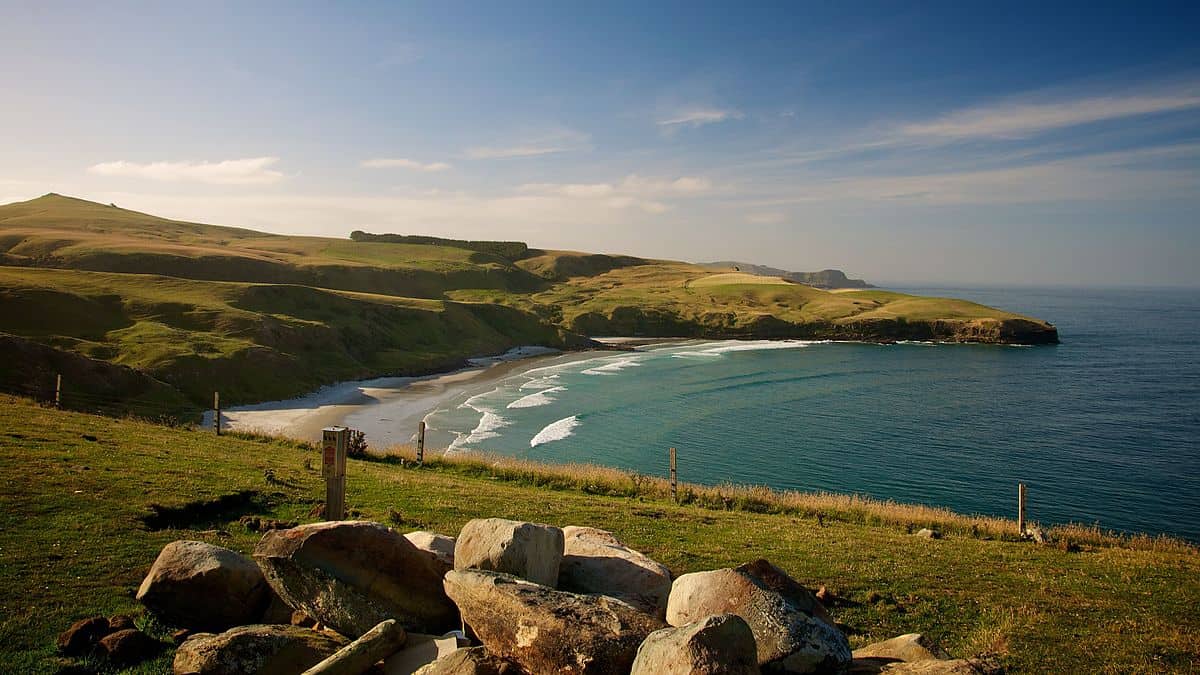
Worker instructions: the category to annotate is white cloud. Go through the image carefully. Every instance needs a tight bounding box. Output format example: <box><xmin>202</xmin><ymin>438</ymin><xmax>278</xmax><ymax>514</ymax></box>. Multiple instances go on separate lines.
<box><xmin>88</xmin><ymin>157</ymin><xmax>284</xmax><ymax>185</ymax></box>
<box><xmin>361</xmin><ymin>158</ymin><xmax>452</xmax><ymax>171</ymax></box>
<box><xmin>657</xmin><ymin>107</ymin><xmax>743</xmax><ymax>129</ymax></box>
<box><xmin>517</xmin><ymin>174</ymin><xmax>714</xmax><ymax>212</ymax></box>
<box><xmin>901</xmin><ymin>93</ymin><xmax>1200</xmax><ymax>140</ymax></box>
<box><xmin>465</xmin><ymin>129</ymin><xmax>591</xmax><ymax>159</ymax></box>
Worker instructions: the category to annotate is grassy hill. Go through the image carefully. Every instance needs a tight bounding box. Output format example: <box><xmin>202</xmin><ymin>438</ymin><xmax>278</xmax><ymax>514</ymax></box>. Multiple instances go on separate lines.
<box><xmin>0</xmin><ymin>193</ymin><xmax>1058</xmax><ymax>412</ymax></box>
<box><xmin>0</xmin><ymin>397</ymin><xmax>1195</xmax><ymax>673</ymax></box>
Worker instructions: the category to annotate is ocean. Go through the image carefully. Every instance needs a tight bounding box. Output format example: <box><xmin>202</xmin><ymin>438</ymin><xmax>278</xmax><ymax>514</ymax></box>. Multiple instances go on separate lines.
<box><xmin>410</xmin><ymin>286</ymin><xmax>1200</xmax><ymax>541</ymax></box>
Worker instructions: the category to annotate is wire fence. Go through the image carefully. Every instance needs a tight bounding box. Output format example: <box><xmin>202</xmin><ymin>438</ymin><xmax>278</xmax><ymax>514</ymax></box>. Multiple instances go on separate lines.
<box><xmin>0</xmin><ymin>376</ymin><xmax>202</xmax><ymax>425</ymax></box>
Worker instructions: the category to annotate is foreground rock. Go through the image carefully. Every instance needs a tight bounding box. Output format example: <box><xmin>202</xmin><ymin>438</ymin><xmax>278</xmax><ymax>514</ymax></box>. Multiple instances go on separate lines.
<box><xmin>878</xmin><ymin>660</ymin><xmax>982</xmax><ymax>674</ymax></box>
<box><xmin>413</xmin><ymin>647</ymin><xmax>523</xmax><ymax>675</ymax></box>
<box><xmin>631</xmin><ymin>614</ymin><xmax>760</xmax><ymax>675</ymax></box>
<box><xmin>667</xmin><ymin>560</ymin><xmax>851</xmax><ymax>673</ymax></box>
<box><xmin>405</xmin><ymin>531</ymin><xmax>456</xmax><ymax>576</ymax></box>
<box><xmin>138</xmin><ymin>540</ymin><xmax>270</xmax><ymax>631</ymax></box>
<box><xmin>558</xmin><ymin>526</ymin><xmax>672</xmax><ymax>617</ymax></box>
<box><xmin>444</xmin><ymin>569</ymin><xmax>665</xmax><ymax>674</ymax></box>
<box><xmin>454</xmin><ymin>518</ymin><xmax>564</xmax><ymax>587</ymax></box>
<box><xmin>253</xmin><ymin>521</ymin><xmax>458</xmax><ymax>636</ymax></box>
<box><xmin>99</xmin><ymin>629</ymin><xmax>161</xmax><ymax>666</ymax></box>
<box><xmin>173</xmin><ymin>624</ymin><xmax>348</xmax><ymax>675</ymax></box>
<box><xmin>57</xmin><ymin>616</ymin><xmax>111</xmax><ymax>656</ymax></box>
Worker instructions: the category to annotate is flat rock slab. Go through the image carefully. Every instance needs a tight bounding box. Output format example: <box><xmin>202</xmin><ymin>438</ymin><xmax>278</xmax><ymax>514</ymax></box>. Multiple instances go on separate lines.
<box><xmin>631</xmin><ymin>613</ymin><xmax>760</xmax><ymax>675</ymax></box>
<box><xmin>454</xmin><ymin>518</ymin><xmax>564</xmax><ymax>587</ymax></box>
<box><xmin>138</xmin><ymin>540</ymin><xmax>269</xmax><ymax>631</ymax></box>
<box><xmin>444</xmin><ymin>569</ymin><xmax>666</xmax><ymax>675</ymax></box>
<box><xmin>254</xmin><ymin>521</ymin><xmax>458</xmax><ymax>636</ymax></box>
<box><xmin>558</xmin><ymin>526</ymin><xmax>672</xmax><ymax>618</ymax></box>
<box><xmin>667</xmin><ymin>560</ymin><xmax>851</xmax><ymax>674</ymax></box>
<box><xmin>173</xmin><ymin>624</ymin><xmax>348</xmax><ymax>675</ymax></box>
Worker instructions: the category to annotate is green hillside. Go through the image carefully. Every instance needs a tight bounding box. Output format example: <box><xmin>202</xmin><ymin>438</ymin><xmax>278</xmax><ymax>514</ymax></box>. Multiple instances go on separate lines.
<box><xmin>1</xmin><ymin>397</ymin><xmax>1195</xmax><ymax>673</ymax></box>
<box><xmin>0</xmin><ymin>193</ymin><xmax>1058</xmax><ymax>411</ymax></box>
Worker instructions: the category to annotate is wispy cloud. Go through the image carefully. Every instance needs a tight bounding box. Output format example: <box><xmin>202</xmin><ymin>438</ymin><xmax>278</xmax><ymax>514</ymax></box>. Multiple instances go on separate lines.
<box><xmin>517</xmin><ymin>174</ymin><xmax>714</xmax><ymax>213</ymax></box>
<box><xmin>901</xmin><ymin>92</ymin><xmax>1200</xmax><ymax>140</ymax></box>
<box><xmin>88</xmin><ymin>157</ymin><xmax>284</xmax><ymax>185</ymax></box>
<box><xmin>361</xmin><ymin>158</ymin><xmax>451</xmax><ymax>171</ymax></box>
<box><xmin>465</xmin><ymin>129</ymin><xmax>591</xmax><ymax>159</ymax></box>
<box><xmin>657</xmin><ymin>107</ymin><xmax>744</xmax><ymax>129</ymax></box>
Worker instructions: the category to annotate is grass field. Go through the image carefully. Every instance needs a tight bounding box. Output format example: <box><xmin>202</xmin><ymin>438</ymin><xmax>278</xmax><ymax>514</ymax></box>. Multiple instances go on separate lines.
<box><xmin>1</xmin><ymin>396</ymin><xmax>1196</xmax><ymax>674</ymax></box>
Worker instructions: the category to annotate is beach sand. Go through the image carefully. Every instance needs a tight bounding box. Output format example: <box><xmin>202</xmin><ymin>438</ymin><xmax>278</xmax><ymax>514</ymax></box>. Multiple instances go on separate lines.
<box><xmin>207</xmin><ymin>346</ymin><xmax>566</xmax><ymax>444</ymax></box>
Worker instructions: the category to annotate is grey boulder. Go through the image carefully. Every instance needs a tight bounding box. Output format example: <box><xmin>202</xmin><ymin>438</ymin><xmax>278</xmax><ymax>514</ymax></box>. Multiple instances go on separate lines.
<box><xmin>631</xmin><ymin>613</ymin><xmax>760</xmax><ymax>675</ymax></box>
<box><xmin>137</xmin><ymin>540</ymin><xmax>269</xmax><ymax>631</ymax></box>
<box><xmin>444</xmin><ymin>568</ymin><xmax>665</xmax><ymax>675</ymax></box>
<box><xmin>558</xmin><ymin>526</ymin><xmax>672</xmax><ymax>617</ymax></box>
<box><xmin>253</xmin><ymin>521</ymin><xmax>458</xmax><ymax>636</ymax></box>
<box><xmin>454</xmin><ymin>518</ymin><xmax>564</xmax><ymax>587</ymax></box>
<box><xmin>173</xmin><ymin>624</ymin><xmax>347</xmax><ymax>675</ymax></box>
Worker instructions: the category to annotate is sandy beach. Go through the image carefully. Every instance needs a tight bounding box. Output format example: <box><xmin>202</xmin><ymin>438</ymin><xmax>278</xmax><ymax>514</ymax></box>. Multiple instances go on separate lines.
<box><xmin>206</xmin><ymin>346</ymin><xmax>567</xmax><ymax>444</ymax></box>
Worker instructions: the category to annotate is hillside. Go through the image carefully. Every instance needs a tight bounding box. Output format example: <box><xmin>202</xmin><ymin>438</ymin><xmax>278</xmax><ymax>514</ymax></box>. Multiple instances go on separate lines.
<box><xmin>0</xmin><ymin>397</ymin><xmax>1196</xmax><ymax>673</ymax></box>
<box><xmin>0</xmin><ymin>194</ymin><xmax>1058</xmax><ymax>411</ymax></box>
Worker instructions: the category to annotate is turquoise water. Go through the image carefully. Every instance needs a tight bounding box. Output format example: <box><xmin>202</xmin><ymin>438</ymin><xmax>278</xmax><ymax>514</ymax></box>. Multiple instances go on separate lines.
<box><xmin>422</xmin><ymin>287</ymin><xmax>1200</xmax><ymax>541</ymax></box>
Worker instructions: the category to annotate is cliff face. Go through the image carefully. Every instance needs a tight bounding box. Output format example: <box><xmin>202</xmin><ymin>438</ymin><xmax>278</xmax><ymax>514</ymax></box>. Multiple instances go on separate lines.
<box><xmin>568</xmin><ymin>307</ymin><xmax>1058</xmax><ymax>345</ymax></box>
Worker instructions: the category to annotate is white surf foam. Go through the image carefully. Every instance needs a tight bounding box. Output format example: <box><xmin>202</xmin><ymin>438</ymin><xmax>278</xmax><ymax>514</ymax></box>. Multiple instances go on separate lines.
<box><xmin>449</xmin><ymin>409</ymin><xmax>510</xmax><ymax>450</ymax></box>
<box><xmin>530</xmin><ymin>415</ymin><xmax>581</xmax><ymax>447</ymax></box>
<box><xmin>507</xmin><ymin>386</ymin><xmax>566</xmax><ymax>409</ymax></box>
<box><xmin>669</xmin><ymin>340</ymin><xmax>827</xmax><ymax>358</ymax></box>
<box><xmin>581</xmin><ymin>358</ymin><xmax>643</xmax><ymax>375</ymax></box>
<box><xmin>520</xmin><ymin>375</ymin><xmax>562</xmax><ymax>390</ymax></box>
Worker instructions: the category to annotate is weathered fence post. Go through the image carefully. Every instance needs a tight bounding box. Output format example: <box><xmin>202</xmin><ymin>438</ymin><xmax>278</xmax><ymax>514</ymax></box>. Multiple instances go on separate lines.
<box><xmin>1018</xmin><ymin>482</ymin><xmax>1027</xmax><ymax>537</ymax></box>
<box><xmin>322</xmin><ymin>426</ymin><xmax>348</xmax><ymax>520</ymax></box>
<box><xmin>417</xmin><ymin>420</ymin><xmax>426</xmax><ymax>466</ymax></box>
<box><xmin>669</xmin><ymin>447</ymin><xmax>678</xmax><ymax>503</ymax></box>
<box><xmin>54</xmin><ymin>374</ymin><xmax>62</xmax><ymax>409</ymax></box>
<box><xmin>213</xmin><ymin>391</ymin><xmax>221</xmax><ymax>436</ymax></box>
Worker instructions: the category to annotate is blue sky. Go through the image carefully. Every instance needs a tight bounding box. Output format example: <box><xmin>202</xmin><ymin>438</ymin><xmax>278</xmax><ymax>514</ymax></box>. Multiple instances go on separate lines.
<box><xmin>2</xmin><ymin>1</ymin><xmax>1198</xmax><ymax>285</ymax></box>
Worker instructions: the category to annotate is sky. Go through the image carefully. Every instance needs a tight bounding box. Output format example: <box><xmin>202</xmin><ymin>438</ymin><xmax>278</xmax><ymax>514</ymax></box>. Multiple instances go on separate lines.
<box><xmin>1</xmin><ymin>1</ymin><xmax>1198</xmax><ymax>286</ymax></box>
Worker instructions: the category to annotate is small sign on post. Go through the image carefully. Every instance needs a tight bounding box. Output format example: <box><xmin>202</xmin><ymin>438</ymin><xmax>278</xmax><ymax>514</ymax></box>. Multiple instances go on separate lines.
<box><xmin>213</xmin><ymin>392</ymin><xmax>221</xmax><ymax>436</ymax></box>
<box><xmin>669</xmin><ymin>447</ymin><xmax>678</xmax><ymax>503</ymax></box>
<box><xmin>322</xmin><ymin>427</ymin><xmax>349</xmax><ymax>520</ymax></box>
<box><xmin>417</xmin><ymin>420</ymin><xmax>426</xmax><ymax>466</ymax></box>
<box><xmin>1018</xmin><ymin>482</ymin><xmax>1027</xmax><ymax>537</ymax></box>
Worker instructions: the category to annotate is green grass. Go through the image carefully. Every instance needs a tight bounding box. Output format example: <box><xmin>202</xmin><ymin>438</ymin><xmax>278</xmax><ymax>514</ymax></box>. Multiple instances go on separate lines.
<box><xmin>1</xmin><ymin>396</ymin><xmax>1196</xmax><ymax>674</ymax></box>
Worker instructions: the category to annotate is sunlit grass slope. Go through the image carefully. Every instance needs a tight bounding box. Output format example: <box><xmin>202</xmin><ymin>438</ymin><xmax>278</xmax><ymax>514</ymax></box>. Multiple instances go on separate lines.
<box><xmin>1</xmin><ymin>397</ymin><xmax>1196</xmax><ymax>673</ymax></box>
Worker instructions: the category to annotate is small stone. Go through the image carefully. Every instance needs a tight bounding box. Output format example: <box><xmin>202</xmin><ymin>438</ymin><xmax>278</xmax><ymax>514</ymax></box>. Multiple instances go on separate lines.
<box><xmin>56</xmin><ymin>616</ymin><xmax>109</xmax><ymax>656</ymax></box>
<box><xmin>914</xmin><ymin>529</ymin><xmax>940</xmax><ymax>539</ymax></box>
<box><xmin>99</xmin><ymin>628</ymin><xmax>161</xmax><ymax>666</ymax></box>
<box><xmin>107</xmin><ymin>614</ymin><xmax>137</xmax><ymax>632</ymax></box>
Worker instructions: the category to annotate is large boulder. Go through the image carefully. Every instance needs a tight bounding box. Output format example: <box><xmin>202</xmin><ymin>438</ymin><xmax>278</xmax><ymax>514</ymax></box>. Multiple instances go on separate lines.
<box><xmin>558</xmin><ymin>526</ymin><xmax>672</xmax><ymax>617</ymax></box>
<box><xmin>253</xmin><ymin>521</ymin><xmax>458</xmax><ymax>636</ymax></box>
<box><xmin>413</xmin><ymin>647</ymin><xmax>523</xmax><ymax>675</ymax></box>
<box><xmin>630</xmin><ymin>614</ymin><xmax>760</xmax><ymax>675</ymax></box>
<box><xmin>173</xmin><ymin>624</ymin><xmax>347</xmax><ymax>675</ymax></box>
<box><xmin>444</xmin><ymin>569</ymin><xmax>665</xmax><ymax>674</ymax></box>
<box><xmin>454</xmin><ymin>518</ymin><xmax>564</xmax><ymax>587</ymax></box>
<box><xmin>137</xmin><ymin>540</ymin><xmax>270</xmax><ymax>631</ymax></box>
<box><xmin>667</xmin><ymin>560</ymin><xmax>851</xmax><ymax>673</ymax></box>
<box><xmin>405</xmin><ymin>531</ymin><xmax>456</xmax><ymax>576</ymax></box>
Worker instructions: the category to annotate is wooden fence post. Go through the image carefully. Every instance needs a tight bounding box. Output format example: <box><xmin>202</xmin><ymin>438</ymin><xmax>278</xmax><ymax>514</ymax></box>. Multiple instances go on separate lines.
<box><xmin>54</xmin><ymin>374</ymin><xmax>62</xmax><ymax>409</ymax></box>
<box><xmin>322</xmin><ymin>427</ymin><xmax>348</xmax><ymax>520</ymax></box>
<box><xmin>1018</xmin><ymin>482</ymin><xmax>1027</xmax><ymax>537</ymax></box>
<box><xmin>417</xmin><ymin>420</ymin><xmax>426</xmax><ymax>466</ymax></box>
<box><xmin>213</xmin><ymin>392</ymin><xmax>221</xmax><ymax>436</ymax></box>
<box><xmin>669</xmin><ymin>447</ymin><xmax>678</xmax><ymax>503</ymax></box>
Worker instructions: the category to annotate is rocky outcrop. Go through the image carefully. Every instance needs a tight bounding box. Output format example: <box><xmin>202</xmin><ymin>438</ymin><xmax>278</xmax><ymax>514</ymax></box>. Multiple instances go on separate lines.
<box><xmin>137</xmin><ymin>540</ymin><xmax>270</xmax><ymax>631</ymax></box>
<box><xmin>558</xmin><ymin>526</ymin><xmax>672</xmax><ymax>617</ymax></box>
<box><xmin>631</xmin><ymin>613</ymin><xmax>760</xmax><ymax>675</ymax></box>
<box><xmin>667</xmin><ymin>560</ymin><xmax>851</xmax><ymax>673</ymax></box>
<box><xmin>444</xmin><ymin>569</ymin><xmax>665</xmax><ymax>674</ymax></box>
<box><xmin>173</xmin><ymin>624</ymin><xmax>348</xmax><ymax>675</ymax></box>
<box><xmin>253</xmin><ymin>521</ymin><xmax>458</xmax><ymax>636</ymax></box>
<box><xmin>454</xmin><ymin>518</ymin><xmax>564</xmax><ymax>587</ymax></box>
